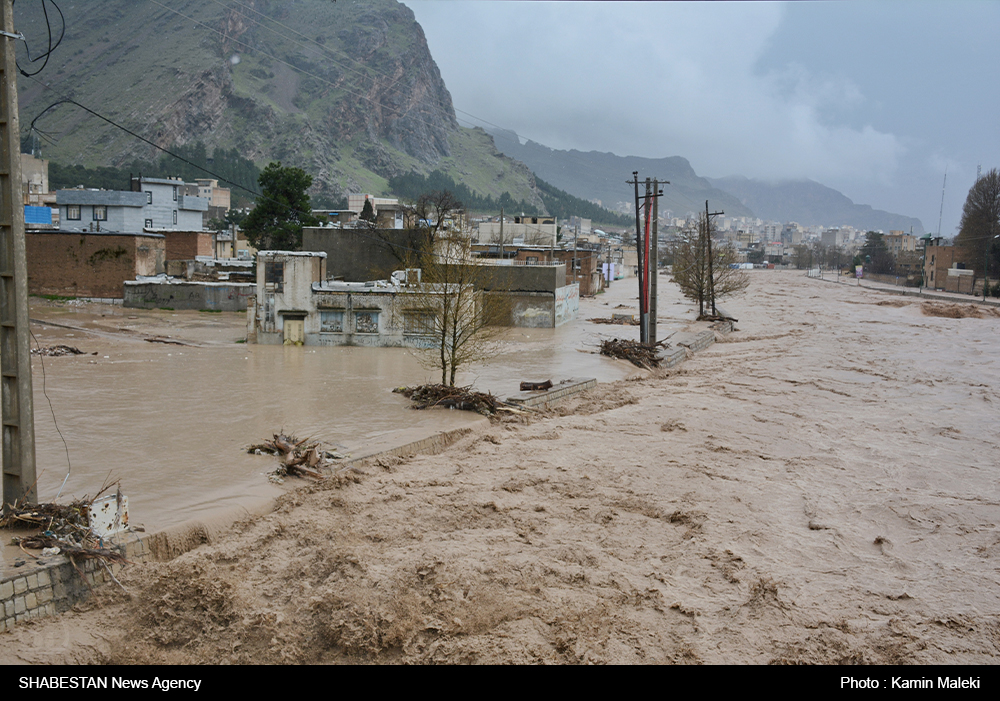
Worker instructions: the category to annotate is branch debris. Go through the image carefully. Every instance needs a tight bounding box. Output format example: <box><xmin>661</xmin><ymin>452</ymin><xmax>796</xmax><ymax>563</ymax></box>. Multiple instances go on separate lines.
<box><xmin>1</xmin><ymin>482</ymin><xmax>132</xmax><ymax>569</ymax></box>
<box><xmin>600</xmin><ymin>338</ymin><xmax>666</xmax><ymax>369</ymax></box>
<box><xmin>589</xmin><ymin>316</ymin><xmax>640</xmax><ymax>326</ymax></box>
<box><xmin>394</xmin><ymin>384</ymin><xmax>501</xmax><ymax>415</ymax></box>
<box><xmin>248</xmin><ymin>433</ymin><xmax>345</xmax><ymax>482</ymax></box>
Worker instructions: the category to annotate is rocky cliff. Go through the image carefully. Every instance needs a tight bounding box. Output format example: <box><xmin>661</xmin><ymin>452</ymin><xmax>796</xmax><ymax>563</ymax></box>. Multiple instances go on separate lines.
<box><xmin>15</xmin><ymin>0</ymin><xmax>539</xmax><ymax>207</ymax></box>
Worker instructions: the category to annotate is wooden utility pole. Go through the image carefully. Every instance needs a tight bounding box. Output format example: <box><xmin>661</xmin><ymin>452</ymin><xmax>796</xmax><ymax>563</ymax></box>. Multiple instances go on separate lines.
<box><xmin>1</xmin><ymin>0</ymin><xmax>37</xmax><ymax>510</ymax></box>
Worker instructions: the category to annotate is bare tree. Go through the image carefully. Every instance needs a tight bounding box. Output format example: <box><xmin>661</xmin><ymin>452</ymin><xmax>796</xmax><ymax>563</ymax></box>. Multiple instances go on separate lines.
<box><xmin>671</xmin><ymin>213</ymin><xmax>748</xmax><ymax>317</ymax></box>
<box><xmin>398</xmin><ymin>194</ymin><xmax>511</xmax><ymax>386</ymax></box>
<box><xmin>956</xmin><ymin>168</ymin><xmax>1000</xmax><ymax>276</ymax></box>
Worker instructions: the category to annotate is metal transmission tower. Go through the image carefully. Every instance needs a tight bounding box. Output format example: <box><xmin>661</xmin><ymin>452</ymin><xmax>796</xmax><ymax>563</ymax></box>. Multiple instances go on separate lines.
<box><xmin>1</xmin><ymin>0</ymin><xmax>37</xmax><ymax>510</ymax></box>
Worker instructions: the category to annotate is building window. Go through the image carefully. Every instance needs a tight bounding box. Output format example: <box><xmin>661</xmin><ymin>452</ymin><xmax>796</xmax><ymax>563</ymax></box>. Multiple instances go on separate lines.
<box><xmin>404</xmin><ymin>311</ymin><xmax>435</xmax><ymax>335</ymax></box>
<box><xmin>144</xmin><ymin>219</ymin><xmax>153</xmax><ymax>229</ymax></box>
<box><xmin>320</xmin><ymin>311</ymin><xmax>344</xmax><ymax>333</ymax></box>
<box><xmin>145</xmin><ymin>191</ymin><xmax>152</xmax><ymax>204</ymax></box>
<box><xmin>264</xmin><ymin>261</ymin><xmax>284</xmax><ymax>293</ymax></box>
<box><xmin>172</xmin><ymin>210</ymin><xmax>177</xmax><ymax>225</ymax></box>
<box><xmin>66</xmin><ymin>205</ymin><xmax>81</xmax><ymax>220</ymax></box>
<box><xmin>93</xmin><ymin>206</ymin><xmax>107</xmax><ymax>221</ymax></box>
<box><xmin>172</xmin><ymin>185</ymin><xmax>178</xmax><ymax>202</ymax></box>
<box><xmin>354</xmin><ymin>311</ymin><xmax>379</xmax><ymax>334</ymax></box>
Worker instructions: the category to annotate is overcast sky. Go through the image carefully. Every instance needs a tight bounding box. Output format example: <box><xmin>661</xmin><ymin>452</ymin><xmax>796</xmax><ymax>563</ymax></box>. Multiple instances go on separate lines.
<box><xmin>405</xmin><ymin>1</ymin><xmax>1000</xmax><ymax>234</ymax></box>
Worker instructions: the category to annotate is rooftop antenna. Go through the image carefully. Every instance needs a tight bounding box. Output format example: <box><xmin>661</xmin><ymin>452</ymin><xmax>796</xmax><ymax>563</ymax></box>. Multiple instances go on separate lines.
<box><xmin>936</xmin><ymin>168</ymin><xmax>947</xmax><ymax>237</ymax></box>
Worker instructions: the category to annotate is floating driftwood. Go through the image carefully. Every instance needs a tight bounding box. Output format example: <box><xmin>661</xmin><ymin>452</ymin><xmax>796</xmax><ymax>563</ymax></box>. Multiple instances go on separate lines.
<box><xmin>519</xmin><ymin>380</ymin><xmax>553</xmax><ymax>392</ymax></box>
<box><xmin>600</xmin><ymin>338</ymin><xmax>666</xmax><ymax>369</ymax></box>
<box><xmin>248</xmin><ymin>433</ymin><xmax>340</xmax><ymax>482</ymax></box>
<box><xmin>394</xmin><ymin>384</ymin><xmax>502</xmax><ymax>416</ymax></box>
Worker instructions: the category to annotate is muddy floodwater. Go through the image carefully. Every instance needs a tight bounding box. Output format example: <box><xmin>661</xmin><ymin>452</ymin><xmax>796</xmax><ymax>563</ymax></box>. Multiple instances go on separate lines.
<box><xmin>4</xmin><ymin>270</ymin><xmax>1000</xmax><ymax>664</ymax></box>
<box><xmin>24</xmin><ymin>279</ymin><xmax>680</xmax><ymax>531</ymax></box>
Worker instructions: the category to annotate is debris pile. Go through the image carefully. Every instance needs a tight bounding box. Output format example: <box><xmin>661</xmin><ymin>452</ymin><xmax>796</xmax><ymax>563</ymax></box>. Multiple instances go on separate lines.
<box><xmin>31</xmin><ymin>345</ymin><xmax>90</xmax><ymax>356</ymax></box>
<box><xmin>589</xmin><ymin>316</ymin><xmax>639</xmax><ymax>326</ymax></box>
<box><xmin>1</xmin><ymin>487</ymin><xmax>130</xmax><ymax>570</ymax></box>
<box><xmin>394</xmin><ymin>384</ymin><xmax>502</xmax><ymax>416</ymax></box>
<box><xmin>600</xmin><ymin>338</ymin><xmax>665</xmax><ymax>369</ymax></box>
<box><xmin>248</xmin><ymin>433</ymin><xmax>343</xmax><ymax>482</ymax></box>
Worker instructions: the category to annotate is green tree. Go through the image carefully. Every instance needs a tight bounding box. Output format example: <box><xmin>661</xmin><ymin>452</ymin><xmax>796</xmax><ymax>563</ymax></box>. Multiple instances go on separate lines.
<box><xmin>241</xmin><ymin>163</ymin><xmax>320</xmax><ymax>250</ymax></box>
<box><xmin>359</xmin><ymin>198</ymin><xmax>376</xmax><ymax>225</ymax></box>
<box><xmin>860</xmin><ymin>231</ymin><xmax>894</xmax><ymax>275</ymax></box>
<box><xmin>955</xmin><ymin>168</ymin><xmax>1000</xmax><ymax>277</ymax></box>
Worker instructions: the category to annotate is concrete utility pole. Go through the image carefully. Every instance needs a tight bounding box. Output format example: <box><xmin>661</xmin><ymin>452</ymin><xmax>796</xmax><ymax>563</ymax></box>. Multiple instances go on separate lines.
<box><xmin>1</xmin><ymin>0</ymin><xmax>37</xmax><ymax>509</ymax></box>
<box><xmin>627</xmin><ymin>173</ymin><xmax>666</xmax><ymax>343</ymax></box>
<box><xmin>705</xmin><ymin>201</ymin><xmax>724</xmax><ymax>317</ymax></box>
<box><xmin>649</xmin><ymin>179</ymin><xmax>658</xmax><ymax>342</ymax></box>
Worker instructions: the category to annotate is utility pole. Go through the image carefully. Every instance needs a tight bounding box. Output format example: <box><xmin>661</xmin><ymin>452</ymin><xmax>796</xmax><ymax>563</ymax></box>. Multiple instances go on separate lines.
<box><xmin>1</xmin><ymin>0</ymin><xmax>37</xmax><ymax>510</ymax></box>
<box><xmin>627</xmin><ymin>173</ymin><xmax>666</xmax><ymax>343</ymax></box>
<box><xmin>498</xmin><ymin>206</ymin><xmax>503</xmax><ymax>262</ymax></box>
<box><xmin>650</xmin><ymin>179</ymin><xmax>658</xmax><ymax>342</ymax></box>
<box><xmin>705</xmin><ymin>201</ymin><xmax>724</xmax><ymax>317</ymax></box>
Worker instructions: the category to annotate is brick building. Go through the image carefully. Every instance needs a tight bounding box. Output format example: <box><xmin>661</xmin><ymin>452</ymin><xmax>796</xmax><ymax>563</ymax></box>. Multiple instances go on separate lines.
<box><xmin>27</xmin><ymin>231</ymin><xmax>166</xmax><ymax>299</ymax></box>
<box><xmin>164</xmin><ymin>230</ymin><xmax>214</xmax><ymax>261</ymax></box>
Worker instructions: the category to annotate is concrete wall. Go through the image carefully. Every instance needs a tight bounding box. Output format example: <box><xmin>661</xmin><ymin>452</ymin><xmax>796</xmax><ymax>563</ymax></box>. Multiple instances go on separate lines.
<box><xmin>124</xmin><ymin>281</ymin><xmax>255</xmax><ymax>311</ymax></box>
<box><xmin>452</xmin><ymin>263</ymin><xmax>566</xmax><ymax>293</ymax></box>
<box><xmin>555</xmin><ymin>283</ymin><xmax>580</xmax><ymax>326</ymax></box>
<box><xmin>302</xmin><ymin>227</ymin><xmax>431</xmax><ymax>281</ymax></box>
<box><xmin>27</xmin><ymin>231</ymin><xmax>165</xmax><ymax>299</ymax></box>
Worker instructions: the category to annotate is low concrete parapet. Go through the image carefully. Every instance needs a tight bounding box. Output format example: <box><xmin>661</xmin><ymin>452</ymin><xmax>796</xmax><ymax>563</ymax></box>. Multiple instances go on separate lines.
<box><xmin>507</xmin><ymin>377</ymin><xmax>597</xmax><ymax>409</ymax></box>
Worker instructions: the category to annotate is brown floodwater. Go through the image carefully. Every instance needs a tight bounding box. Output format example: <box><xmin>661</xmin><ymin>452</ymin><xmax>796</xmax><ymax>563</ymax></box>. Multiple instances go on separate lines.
<box><xmin>20</xmin><ymin>276</ymin><xmax>684</xmax><ymax>533</ymax></box>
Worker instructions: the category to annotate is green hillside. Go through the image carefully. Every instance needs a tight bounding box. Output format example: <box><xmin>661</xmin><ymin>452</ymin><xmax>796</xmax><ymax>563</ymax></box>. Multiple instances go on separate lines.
<box><xmin>15</xmin><ymin>0</ymin><xmax>542</xmax><ymax>210</ymax></box>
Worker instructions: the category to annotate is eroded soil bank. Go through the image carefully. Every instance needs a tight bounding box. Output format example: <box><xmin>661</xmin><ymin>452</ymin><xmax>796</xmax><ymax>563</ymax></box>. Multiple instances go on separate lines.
<box><xmin>3</xmin><ymin>271</ymin><xmax>998</xmax><ymax>664</ymax></box>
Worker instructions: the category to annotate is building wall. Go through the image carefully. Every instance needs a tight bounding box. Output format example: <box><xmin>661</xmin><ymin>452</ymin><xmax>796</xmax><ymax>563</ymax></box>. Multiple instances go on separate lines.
<box><xmin>27</xmin><ymin>232</ymin><xmax>165</xmax><ymax>299</ymax></box>
<box><xmin>124</xmin><ymin>281</ymin><xmax>254</xmax><ymax>311</ymax></box>
<box><xmin>164</xmin><ymin>231</ymin><xmax>214</xmax><ymax>260</ymax></box>
<box><xmin>924</xmin><ymin>245</ymin><xmax>974</xmax><ymax>290</ymax></box>
<box><xmin>302</xmin><ymin>227</ymin><xmax>430</xmax><ymax>281</ymax></box>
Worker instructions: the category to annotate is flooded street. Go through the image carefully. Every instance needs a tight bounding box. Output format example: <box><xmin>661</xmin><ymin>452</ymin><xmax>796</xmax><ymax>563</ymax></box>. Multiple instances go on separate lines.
<box><xmin>25</xmin><ymin>277</ymin><xmax>674</xmax><ymax>531</ymax></box>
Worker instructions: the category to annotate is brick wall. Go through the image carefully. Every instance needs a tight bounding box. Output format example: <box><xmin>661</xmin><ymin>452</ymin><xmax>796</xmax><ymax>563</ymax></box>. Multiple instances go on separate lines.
<box><xmin>164</xmin><ymin>231</ymin><xmax>213</xmax><ymax>261</ymax></box>
<box><xmin>27</xmin><ymin>231</ymin><xmax>166</xmax><ymax>299</ymax></box>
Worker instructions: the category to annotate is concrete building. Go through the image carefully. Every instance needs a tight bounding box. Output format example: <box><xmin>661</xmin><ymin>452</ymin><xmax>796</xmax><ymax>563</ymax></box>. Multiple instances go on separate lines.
<box><xmin>923</xmin><ymin>244</ymin><xmax>975</xmax><ymax>292</ymax></box>
<box><xmin>884</xmin><ymin>231</ymin><xmax>917</xmax><ymax>257</ymax></box>
<box><xmin>477</xmin><ymin>215</ymin><xmax>557</xmax><ymax>247</ymax></box>
<box><xmin>249</xmin><ymin>250</ymin><xmax>469</xmax><ymax>347</ymax></box>
<box><xmin>57</xmin><ymin>178</ymin><xmax>209</xmax><ymax>233</ymax></box>
<box><xmin>26</xmin><ymin>230</ymin><xmax>165</xmax><ymax>299</ymax></box>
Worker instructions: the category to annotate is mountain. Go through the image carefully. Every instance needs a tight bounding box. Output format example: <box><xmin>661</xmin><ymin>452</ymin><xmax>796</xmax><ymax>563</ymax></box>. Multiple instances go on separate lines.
<box><xmin>15</xmin><ymin>0</ymin><xmax>541</xmax><ymax>209</ymax></box>
<box><xmin>486</xmin><ymin>128</ymin><xmax>754</xmax><ymax>220</ymax></box>
<box><xmin>706</xmin><ymin>176</ymin><xmax>925</xmax><ymax>234</ymax></box>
